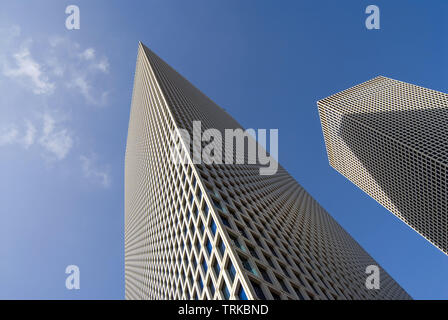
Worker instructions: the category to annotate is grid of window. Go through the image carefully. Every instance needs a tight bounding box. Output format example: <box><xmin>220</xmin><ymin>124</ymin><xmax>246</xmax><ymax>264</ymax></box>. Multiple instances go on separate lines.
<box><xmin>317</xmin><ymin>76</ymin><xmax>448</xmax><ymax>255</ymax></box>
<box><xmin>125</xmin><ymin>44</ymin><xmax>411</xmax><ymax>300</ymax></box>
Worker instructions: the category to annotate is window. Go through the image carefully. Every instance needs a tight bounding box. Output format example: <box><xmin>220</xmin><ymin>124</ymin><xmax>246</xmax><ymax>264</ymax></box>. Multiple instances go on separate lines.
<box><xmin>292</xmin><ymin>286</ymin><xmax>305</xmax><ymax>300</ymax></box>
<box><xmin>192</xmin><ymin>255</ymin><xmax>197</xmax><ymax>269</ymax></box>
<box><xmin>250</xmin><ymin>280</ymin><xmax>266</xmax><ymax>299</ymax></box>
<box><xmin>238</xmin><ymin>285</ymin><xmax>248</xmax><ymax>300</ymax></box>
<box><xmin>221</xmin><ymin>283</ymin><xmax>230</xmax><ymax>300</ymax></box>
<box><xmin>227</xmin><ymin>261</ymin><xmax>236</xmax><ymax>282</ymax></box>
<box><xmin>279</xmin><ymin>263</ymin><xmax>290</xmax><ymax>278</ymax></box>
<box><xmin>187</xmin><ymin>239</ymin><xmax>192</xmax><ymax>251</ymax></box>
<box><xmin>199</xmin><ymin>220</ymin><xmax>205</xmax><ymax>235</ymax></box>
<box><xmin>229</xmin><ymin>234</ymin><xmax>244</xmax><ymax>251</ymax></box>
<box><xmin>193</xmin><ymin>205</ymin><xmax>199</xmax><ymax>218</ymax></box>
<box><xmin>248</xmin><ymin>245</ymin><xmax>259</xmax><ymax>259</ymax></box>
<box><xmin>268</xmin><ymin>244</ymin><xmax>278</xmax><ymax>258</ymax></box>
<box><xmin>206</xmin><ymin>237</ymin><xmax>212</xmax><ymax>256</ymax></box>
<box><xmin>237</xmin><ymin>224</ymin><xmax>248</xmax><ymax>238</ymax></box>
<box><xmin>202</xmin><ymin>258</ymin><xmax>207</xmax><ymax>273</ymax></box>
<box><xmin>210</xmin><ymin>220</ymin><xmax>217</xmax><ymax>236</ymax></box>
<box><xmin>270</xmin><ymin>290</ymin><xmax>281</xmax><ymax>300</ymax></box>
<box><xmin>276</xmin><ymin>276</ymin><xmax>289</xmax><ymax>293</ymax></box>
<box><xmin>218</xmin><ymin>238</ymin><xmax>226</xmax><ymax>256</ymax></box>
<box><xmin>213</xmin><ymin>198</ymin><xmax>223</xmax><ymax>211</ymax></box>
<box><xmin>239</xmin><ymin>255</ymin><xmax>257</xmax><ymax>276</ymax></box>
<box><xmin>208</xmin><ymin>280</ymin><xmax>215</xmax><ymax>296</ymax></box>
<box><xmin>212</xmin><ymin>258</ymin><xmax>220</xmax><ymax>276</ymax></box>
<box><xmin>253</xmin><ymin>234</ymin><xmax>263</xmax><ymax>248</ymax></box>
<box><xmin>264</xmin><ymin>254</ymin><xmax>275</xmax><ymax>269</ymax></box>
<box><xmin>195</xmin><ymin>239</ymin><xmax>200</xmax><ymax>253</ymax></box>
<box><xmin>220</xmin><ymin>215</ymin><xmax>231</xmax><ymax>228</ymax></box>
<box><xmin>258</xmin><ymin>266</ymin><xmax>272</xmax><ymax>284</ymax></box>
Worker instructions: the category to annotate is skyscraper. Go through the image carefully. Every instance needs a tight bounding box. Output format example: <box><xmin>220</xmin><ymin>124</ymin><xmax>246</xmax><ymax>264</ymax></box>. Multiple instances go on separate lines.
<box><xmin>317</xmin><ymin>76</ymin><xmax>448</xmax><ymax>255</ymax></box>
<box><xmin>125</xmin><ymin>43</ymin><xmax>410</xmax><ymax>300</ymax></box>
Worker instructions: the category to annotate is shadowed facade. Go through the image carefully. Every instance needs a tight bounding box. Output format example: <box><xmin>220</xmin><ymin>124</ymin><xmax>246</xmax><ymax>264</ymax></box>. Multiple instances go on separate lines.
<box><xmin>125</xmin><ymin>46</ymin><xmax>411</xmax><ymax>300</ymax></box>
<box><xmin>318</xmin><ymin>76</ymin><xmax>448</xmax><ymax>255</ymax></box>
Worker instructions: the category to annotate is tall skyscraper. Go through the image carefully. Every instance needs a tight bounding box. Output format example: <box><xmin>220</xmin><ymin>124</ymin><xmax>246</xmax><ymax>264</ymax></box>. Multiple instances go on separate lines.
<box><xmin>317</xmin><ymin>76</ymin><xmax>448</xmax><ymax>255</ymax></box>
<box><xmin>125</xmin><ymin>43</ymin><xmax>410</xmax><ymax>300</ymax></box>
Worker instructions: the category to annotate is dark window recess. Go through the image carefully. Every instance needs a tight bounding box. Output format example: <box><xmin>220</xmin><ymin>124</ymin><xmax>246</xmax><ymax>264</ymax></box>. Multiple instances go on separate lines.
<box><xmin>250</xmin><ymin>281</ymin><xmax>266</xmax><ymax>300</ymax></box>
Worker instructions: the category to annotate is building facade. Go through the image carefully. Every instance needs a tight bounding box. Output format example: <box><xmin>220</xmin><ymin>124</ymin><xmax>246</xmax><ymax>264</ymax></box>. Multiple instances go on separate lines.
<box><xmin>317</xmin><ymin>76</ymin><xmax>448</xmax><ymax>255</ymax></box>
<box><xmin>125</xmin><ymin>43</ymin><xmax>410</xmax><ymax>300</ymax></box>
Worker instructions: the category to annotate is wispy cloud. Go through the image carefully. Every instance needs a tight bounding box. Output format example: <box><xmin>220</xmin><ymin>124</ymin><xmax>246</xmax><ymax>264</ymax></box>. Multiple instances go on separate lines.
<box><xmin>80</xmin><ymin>154</ymin><xmax>111</xmax><ymax>188</ymax></box>
<box><xmin>2</xmin><ymin>33</ymin><xmax>110</xmax><ymax>105</ymax></box>
<box><xmin>38</xmin><ymin>113</ymin><xmax>73</xmax><ymax>160</ymax></box>
<box><xmin>3</xmin><ymin>45</ymin><xmax>55</xmax><ymax>95</ymax></box>
<box><xmin>23</xmin><ymin>120</ymin><xmax>36</xmax><ymax>149</ymax></box>
<box><xmin>69</xmin><ymin>75</ymin><xmax>108</xmax><ymax>106</ymax></box>
<box><xmin>92</xmin><ymin>57</ymin><xmax>109</xmax><ymax>73</ymax></box>
<box><xmin>1</xmin><ymin>25</ymin><xmax>111</xmax><ymax>187</ymax></box>
<box><xmin>80</xmin><ymin>48</ymin><xmax>96</xmax><ymax>60</ymax></box>
<box><xmin>0</xmin><ymin>126</ymin><xmax>19</xmax><ymax>146</ymax></box>
<box><xmin>0</xmin><ymin>114</ymin><xmax>73</xmax><ymax>160</ymax></box>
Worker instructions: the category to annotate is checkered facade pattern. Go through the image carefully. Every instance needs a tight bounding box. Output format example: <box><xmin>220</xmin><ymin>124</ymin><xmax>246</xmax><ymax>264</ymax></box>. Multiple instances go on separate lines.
<box><xmin>317</xmin><ymin>76</ymin><xmax>448</xmax><ymax>255</ymax></box>
<box><xmin>125</xmin><ymin>45</ymin><xmax>411</xmax><ymax>300</ymax></box>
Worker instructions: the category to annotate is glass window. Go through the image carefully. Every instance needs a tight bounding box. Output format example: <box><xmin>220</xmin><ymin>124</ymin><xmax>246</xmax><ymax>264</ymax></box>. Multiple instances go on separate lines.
<box><xmin>239</xmin><ymin>255</ymin><xmax>257</xmax><ymax>276</ymax></box>
<box><xmin>270</xmin><ymin>290</ymin><xmax>281</xmax><ymax>300</ymax></box>
<box><xmin>212</xmin><ymin>258</ymin><xmax>220</xmax><ymax>276</ymax></box>
<box><xmin>276</xmin><ymin>276</ymin><xmax>289</xmax><ymax>293</ymax></box>
<box><xmin>209</xmin><ymin>280</ymin><xmax>215</xmax><ymax>296</ymax></box>
<box><xmin>220</xmin><ymin>215</ymin><xmax>231</xmax><ymax>228</ymax></box>
<box><xmin>250</xmin><ymin>281</ymin><xmax>266</xmax><ymax>299</ymax></box>
<box><xmin>193</xmin><ymin>205</ymin><xmax>199</xmax><ymax>218</ymax></box>
<box><xmin>221</xmin><ymin>284</ymin><xmax>230</xmax><ymax>300</ymax></box>
<box><xmin>238</xmin><ymin>285</ymin><xmax>248</xmax><ymax>300</ymax></box>
<box><xmin>259</xmin><ymin>266</ymin><xmax>272</xmax><ymax>283</ymax></box>
<box><xmin>218</xmin><ymin>238</ymin><xmax>225</xmax><ymax>256</ymax></box>
<box><xmin>198</xmin><ymin>277</ymin><xmax>204</xmax><ymax>291</ymax></box>
<box><xmin>213</xmin><ymin>198</ymin><xmax>223</xmax><ymax>211</ymax></box>
<box><xmin>210</xmin><ymin>220</ymin><xmax>217</xmax><ymax>236</ymax></box>
<box><xmin>248</xmin><ymin>245</ymin><xmax>258</xmax><ymax>259</ymax></box>
<box><xmin>227</xmin><ymin>261</ymin><xmax>236</xmax><ymax>282</ymax></box>
<box><xmin>206</xmin><ymin>237</ymin><xmax>212</xmax><ymax>256</ymax></box>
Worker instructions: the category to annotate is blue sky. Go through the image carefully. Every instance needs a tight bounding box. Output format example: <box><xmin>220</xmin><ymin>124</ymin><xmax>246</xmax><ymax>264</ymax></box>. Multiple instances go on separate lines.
<box><xmin>0</xmin><ymin>0</ymin><xmax>446</xmax><ymax>299</ymax></box>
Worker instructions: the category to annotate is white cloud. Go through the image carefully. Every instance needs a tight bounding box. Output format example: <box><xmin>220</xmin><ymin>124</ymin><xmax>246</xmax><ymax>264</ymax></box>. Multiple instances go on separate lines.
<box><xmin>0</xmin><ymin>114</ymin><xmax>73</xmax><ymax>160</ymax></box>
<box><xmin>80</xmin><ymin>154</ymin><xmax>111</xmax><ymax>188</ymax></box>
<box><xmin>3</xmin><ymin>45</ymin><xmax>55</xmax><ymax>95</ymax></box>
<box><xmin>92</xmin><ymin>57</ymin><xmax>109</xmax><ymax>73</ymax></box>
<box><xmin>23</xmin><ymin>120</ymin><xmax>36</xmax><ymax>148</ymax></box>
<box><xmin>3</xmin><ymin>33</ymin><xmax>110</xmax><ymax>105</ymax></box>
<box><xmin>38</xmin><ymin>113</ymin><xmax>73</xmax><ymax>160</ymax></box>
<box><xmin>0</xmin><ymin>126</ymin><xmax>19</xmax><ymax>146</ymax></box>
<box><xmin>69</xmin><ymin>75</ymin><xmax>108</xmax><ymax>106</ymax></box>
<box><xmin>0</xmin><ymin>122</ymin><xmax>36</xmax><ymax>148</ymax></box>
<box><xmin>80</xmin><ymin>48</ymin><xmax>95</xmax><ymax>60</ymax></box>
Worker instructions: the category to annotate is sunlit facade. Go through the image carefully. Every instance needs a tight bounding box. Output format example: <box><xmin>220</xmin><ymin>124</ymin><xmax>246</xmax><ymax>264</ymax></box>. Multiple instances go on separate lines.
<box><xmin>125</xmin><ymin>45</ymin><xmax>411</xmax><ymax>300</ymax></box>
<box><xmin>318</xmin><ymin>76</ymin><xmax>448</xmax><ymax>255</ymax></box>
